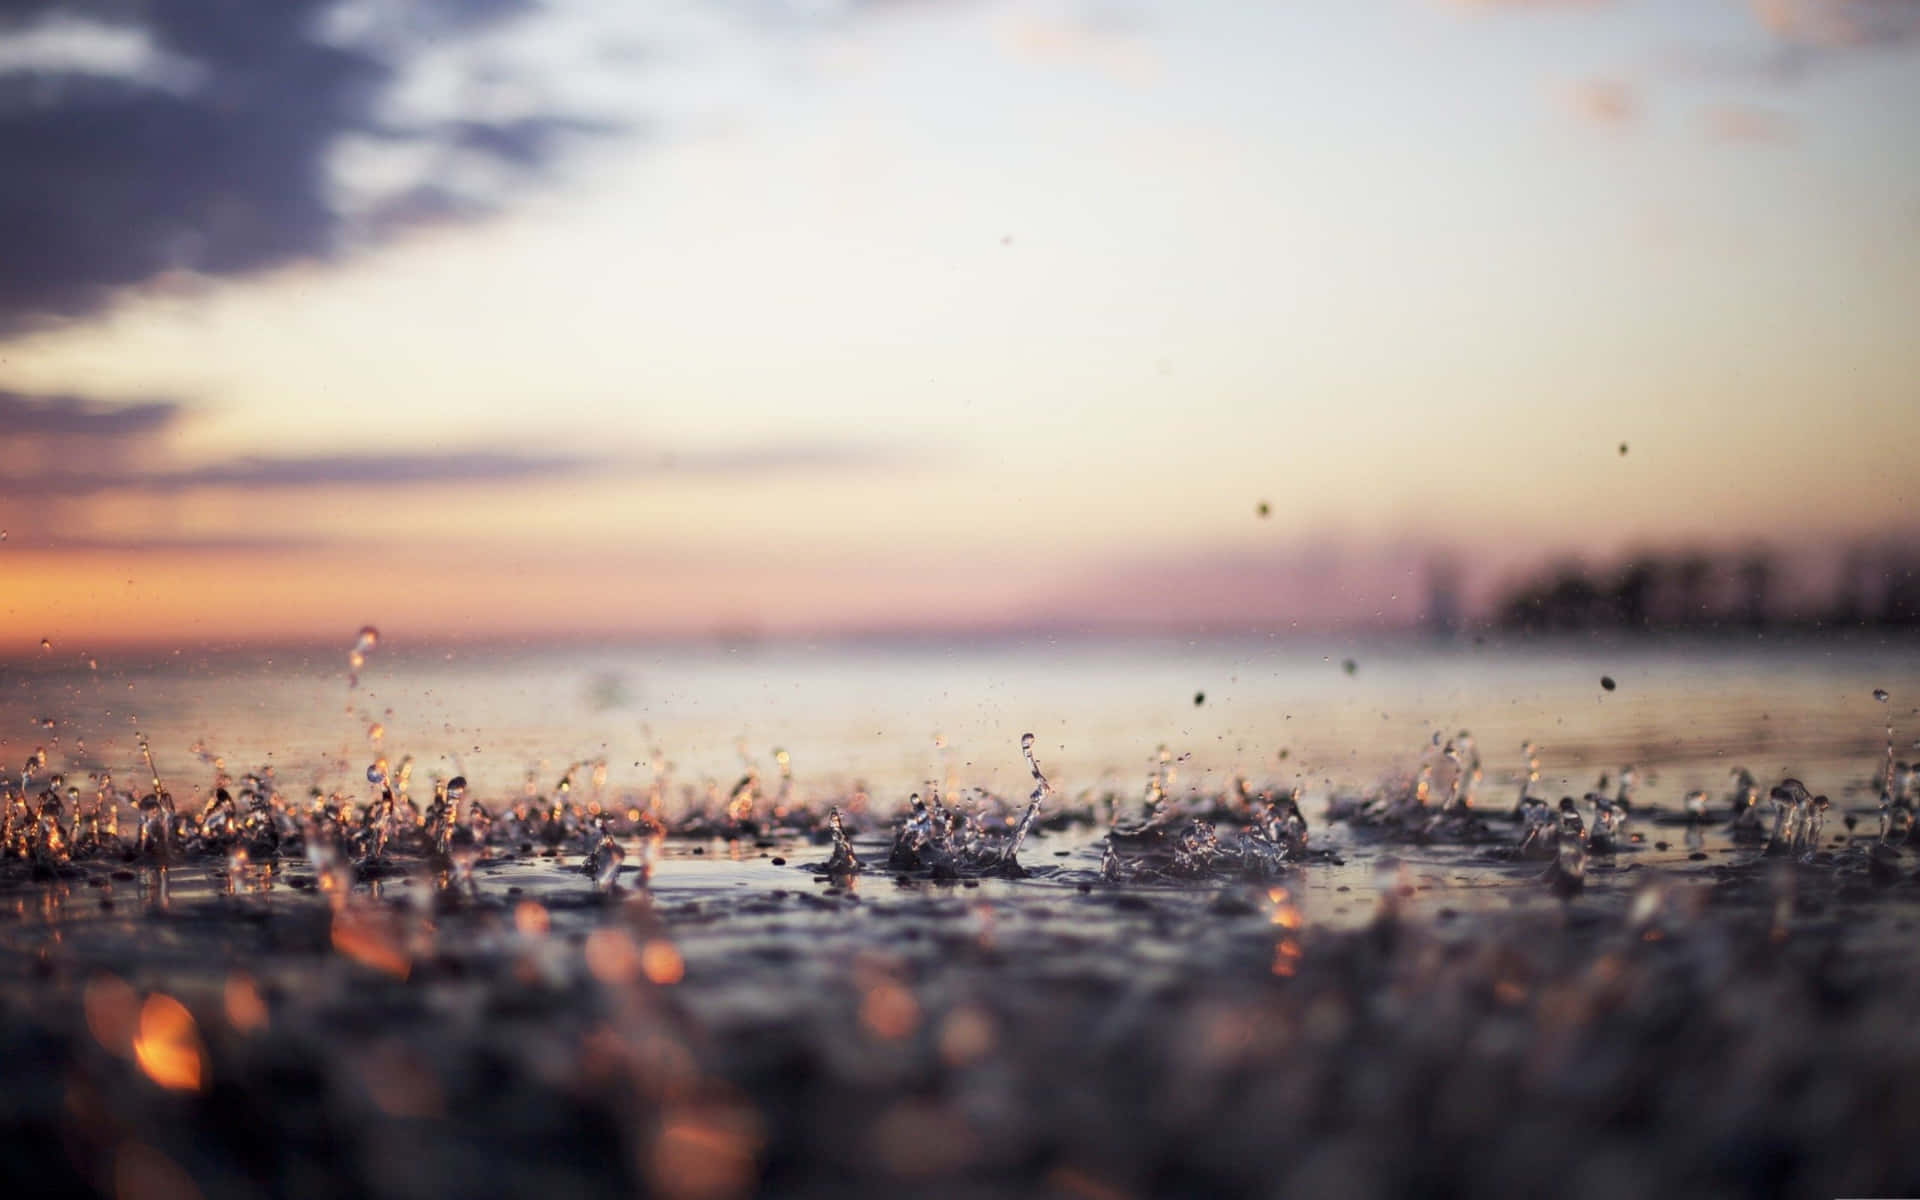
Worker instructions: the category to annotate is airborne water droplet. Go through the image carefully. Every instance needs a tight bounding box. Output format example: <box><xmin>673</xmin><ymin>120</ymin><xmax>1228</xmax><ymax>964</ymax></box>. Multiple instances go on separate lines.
<box><xmin>348</xmin><ymin>625</ymin><xmax>380</xmax><ymax>687</ymax></box>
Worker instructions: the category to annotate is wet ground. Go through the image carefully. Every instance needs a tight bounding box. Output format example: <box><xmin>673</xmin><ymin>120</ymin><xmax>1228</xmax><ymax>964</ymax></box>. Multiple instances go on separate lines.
<box><xmin>7</xmin><ymin>786</ymin><xmax>1920</xmax><ymax>1200</ymax></box>
<box><xmin>4</xmin><ymin>637</ymin><xmax>1919</xmax><ymax>1197</ymax></box>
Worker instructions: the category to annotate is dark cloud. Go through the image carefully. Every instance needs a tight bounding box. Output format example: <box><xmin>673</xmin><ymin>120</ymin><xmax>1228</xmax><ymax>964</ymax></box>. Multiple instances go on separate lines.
<box><xmin>0</xmin><ymin>389</ymin><xmax>910</xmax><ymax>498</ymax></box>
<box><xmin>5</xmin><ymin>443</ymin><xmax>908</xmax><ymax>497</ymax></box>
<box><xmin>0</xmin><ymin>390</ymin><xmax>181</xmax><ymax>437</ymax></box>
<box><xmin>0</xmin><ymin>448</ymin><xmax>605</xmax><ymax>497</ymax></box>
<box><xmin>0</xmin><ymin>0</ymin><xmax>608</xmax><ymax>335</ymax></box>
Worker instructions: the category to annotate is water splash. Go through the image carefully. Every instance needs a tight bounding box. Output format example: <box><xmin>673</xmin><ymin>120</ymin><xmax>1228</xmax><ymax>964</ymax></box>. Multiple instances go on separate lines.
<box><xmin>444</xmin><ymin>777</ymin><xmax>483</xmax><ymax>894</ymax></box>
<box><xmin>826</xmin><ymin>807</ymin><xmax>861</xmax><ymax>877</ymax></box>
<box><xmin>583</xmin><ymin>816</ymin><xmax>626</xmax><ymax>891</ymax></box>
<box><xmin>1329</xmin><ymin>730</ymin><xmax>1497</xmax><ymax>842</ymax></box>
<box><xmin>1518</xmin><ymin>794</ymin><xmax>1554</xmax><ymax>860</ymax></box>
<box><xmin>725</xmin><ymin>771</ymin><xmax>760</xmax><ymax>833</ymax></box>
<box><xmin>882</xmin><ymin>736</ymin><xmax>1054</xmax><ymax>878</ymax></box>
<box><xmin>1441</xmin><ymin>733</ymin><xmax>1480</xmax><ymax>813</ymax></box>
<box><xmin>1547</xmin><ymin>798</ymin><xmax>1586</xmax><ymax>897</ymax></box>
<box><xmin>1587</xmin><ymin>792</ymin><xmax>1624</xmax><ymax>853</ymax></box>
<box><xmin>1767</xmin><ymin>780</ymin><xmax>1813</xmax><ymax>857</ymax></box>
<box><xmin>347</xmin><ymin>625</ymin><xmax>379</xmax><ymax>688</ymax></box>
<box><xmin>1000</xmin><ymin>733</ymin><xmax>1050</xmax><ymax>873</ymax></box>
<box><xmin>1728</xmin><ymin>767</ymin><xmax>1764</xmax><ymax>837</ymax></box>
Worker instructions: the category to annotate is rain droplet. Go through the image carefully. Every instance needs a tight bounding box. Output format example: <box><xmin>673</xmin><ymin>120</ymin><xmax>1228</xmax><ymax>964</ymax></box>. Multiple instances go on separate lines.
<box><xmin>347</xmin><ymin>625</ymin><xmax>379</xmax><ymax>686</ymax></box>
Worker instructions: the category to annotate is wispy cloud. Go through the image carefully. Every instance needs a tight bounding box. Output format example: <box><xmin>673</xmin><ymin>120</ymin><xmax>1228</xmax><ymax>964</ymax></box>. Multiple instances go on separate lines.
<box><xmin>649</xmin><ymin>440</ymin><xmax>909</xmax><ymax>476</ymax></box>
<box><xmin>0</xmin><ymin>450</ymin><xmax>608</xmax><ymax>499</ymax></box>
<box><xmin>1663</xmin><ymin>0</ymin><xmax>1920</xmax><ymax>85</ymax></box>
<box><xmin>1562</xmin><ymin>77</ymin><xmax>1639</xmax><ymax>129</ymax></box>
<box><xmin>0</xmin><ymin>390</ymin><xmax>180</xmax><ymax>437</ymax></box>
<box><xmin>1704</xmin><ymin>104</ymin><xmax>1795</xmax><ymax>143</ymax></box>
<box><xmin>1749</xmin><ymin>0</ymin><xmax>1920</xmax><ymax>52</ymax></box>
<box><xmin>0</xmin><ymin>389</ymin><xmax>912</xmax><ymax>501</ymax></box>
<box><xmin>0</xmin><ymin>12</ymin><xmax>205</xmax><ymax>93</ymax></box>
<box><xmin>0</xmin><ymin>533</ymin><xmax>334</xmax><ymax>553</ymax></box>
<box><xmin>1440</xmin><ymin>0</ymin><xmax>1608</xmax><ymax>10</ymax></box>
<box><xmin>996</xmin><ymin>9</ymin><xmax>1162</xmax><ymax>88</ymax></box>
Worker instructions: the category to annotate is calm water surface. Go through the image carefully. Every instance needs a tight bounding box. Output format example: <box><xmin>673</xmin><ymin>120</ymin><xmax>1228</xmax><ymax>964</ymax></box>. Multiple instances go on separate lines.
<box><xmin>2</xmin><ymin>633</ymin><xmax>1915</xmax><ymax>825</ymax></box>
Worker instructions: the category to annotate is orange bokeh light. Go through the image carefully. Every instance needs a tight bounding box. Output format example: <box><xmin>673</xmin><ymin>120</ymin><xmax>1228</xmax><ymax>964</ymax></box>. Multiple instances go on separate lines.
<box><xmin>132</xmin><ymin>993</ymin><xmax>204</xmax><ymax>1092</ymax></box>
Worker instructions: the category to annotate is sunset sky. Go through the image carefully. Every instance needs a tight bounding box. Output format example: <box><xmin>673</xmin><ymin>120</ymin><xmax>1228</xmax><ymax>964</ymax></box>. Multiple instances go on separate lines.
<box><xmin>0</xmin><ymin>0</ymin><xmax>1916</xmax><ymax>646</ymax></box>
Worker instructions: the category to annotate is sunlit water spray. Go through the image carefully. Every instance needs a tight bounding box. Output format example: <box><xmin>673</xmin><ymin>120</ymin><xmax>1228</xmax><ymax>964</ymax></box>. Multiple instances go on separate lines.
<box><xmin>347</xmin><ymin>625</ymin><xmax>379</xmax><ymax>689</ymax></box>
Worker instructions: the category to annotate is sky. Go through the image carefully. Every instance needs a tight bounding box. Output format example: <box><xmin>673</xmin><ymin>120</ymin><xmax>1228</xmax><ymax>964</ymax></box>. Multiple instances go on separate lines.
<box><xmin>0</xmin><ymin>0</ymin><xmax>1916</xmax><ymax>646</ymax></box>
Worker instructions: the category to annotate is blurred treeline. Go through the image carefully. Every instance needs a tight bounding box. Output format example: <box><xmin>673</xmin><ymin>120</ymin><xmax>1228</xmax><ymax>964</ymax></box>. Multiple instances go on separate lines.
<box><xmin>1493</xmin><ymin>543</ymin><xmax>1920</xmax><ymax>634</ymax></box>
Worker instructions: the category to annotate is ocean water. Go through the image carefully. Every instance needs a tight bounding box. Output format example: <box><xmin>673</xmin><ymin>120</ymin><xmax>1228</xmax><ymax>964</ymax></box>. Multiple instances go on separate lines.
<box><xmin>5</xmin><ymin>633</ymin><xmax>1913</xmax><ymax>814</ymax></box>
